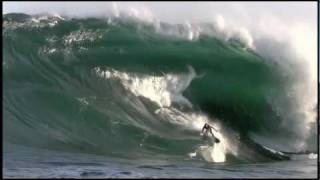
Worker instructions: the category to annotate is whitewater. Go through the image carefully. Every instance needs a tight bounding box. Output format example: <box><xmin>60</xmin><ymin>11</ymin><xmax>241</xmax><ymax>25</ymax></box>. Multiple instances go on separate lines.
<box><xmin>3</xmin><ymin>3</ymin><xmax>318</xmax><ymax>178</ymax></box>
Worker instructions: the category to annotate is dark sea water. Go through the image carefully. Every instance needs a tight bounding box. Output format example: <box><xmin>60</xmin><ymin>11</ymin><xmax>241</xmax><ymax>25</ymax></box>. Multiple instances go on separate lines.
<box><xmin>3</xmin><ymin>143</ymin><xmax>317</xmax><ymax>178</ymax></box>
<box><xmin>3</xmin><ymin>13</ymin><xmax>318</xmax><ymax>178</ymax></box>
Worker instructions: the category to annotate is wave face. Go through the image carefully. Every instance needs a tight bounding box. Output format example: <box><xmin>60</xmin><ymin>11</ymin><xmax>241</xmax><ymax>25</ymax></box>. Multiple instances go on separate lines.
<box><xmin>3</xmin><ymin>13</ymin><xmax>317</xmax><ymax>163</ymax></box>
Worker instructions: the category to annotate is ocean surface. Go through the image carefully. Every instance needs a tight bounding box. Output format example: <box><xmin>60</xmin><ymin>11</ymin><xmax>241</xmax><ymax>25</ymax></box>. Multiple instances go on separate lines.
<box><xmin>3</xmin><ymin>13</ymin><xmax>318</xmax><ymax>178</ymax></box>
<box><xmin>3</xmin><ymin>143</ymin><xmax>317</xmax><ymax>178</ymax></box>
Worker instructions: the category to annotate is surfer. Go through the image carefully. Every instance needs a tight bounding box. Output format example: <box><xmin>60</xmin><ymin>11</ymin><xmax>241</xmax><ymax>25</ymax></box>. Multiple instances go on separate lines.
<box><xmin>201</xmin><ymin>123</ymin><xmax>220</xmax><ymax>143</ymax></box>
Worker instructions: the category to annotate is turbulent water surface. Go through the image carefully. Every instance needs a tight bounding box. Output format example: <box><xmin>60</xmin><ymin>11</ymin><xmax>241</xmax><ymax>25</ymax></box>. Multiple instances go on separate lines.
<box><xmin>3</xmin><ymin>13</ymin><xmax>318</xmax><ymax>178</ymax></box>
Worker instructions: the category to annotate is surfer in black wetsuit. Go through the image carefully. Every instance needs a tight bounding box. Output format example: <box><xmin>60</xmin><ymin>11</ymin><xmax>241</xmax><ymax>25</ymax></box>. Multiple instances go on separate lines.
<box><xmin>201</xmin><ymin>123</ymin><xmax>220</xmax><ymax>143</ymax></box>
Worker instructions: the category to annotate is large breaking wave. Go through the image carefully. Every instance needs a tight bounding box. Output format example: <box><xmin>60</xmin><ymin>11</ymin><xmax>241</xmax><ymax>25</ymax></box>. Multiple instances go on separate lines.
<box><xmin>3</xmin><ymin>12</ymin><xmax>317</xmax><ymax>163</ymax></box>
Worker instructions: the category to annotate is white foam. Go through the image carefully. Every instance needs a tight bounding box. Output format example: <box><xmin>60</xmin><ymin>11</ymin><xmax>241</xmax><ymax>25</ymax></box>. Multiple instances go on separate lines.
<box><xmin>308</xmin><ymin>153</ymin><xmax>317</xmax><ymax>159</ymax></box>
<box><xmin>110</xmin><ymin>2</ymin><xmax>156</xmax><ymax>24</ymax></box>
<box><xmin>112</xmin><ymin>2</ymin><xmax>120</xmax><ymax>18</ymax></box>
<box><xmin>77</xmin><ymin>97</ymin><xmax>89</xmax><ymax>106</ymax></box>
<box><xmin>252</xmin><ymin>17</ymin><xmax>317</xmax><ymax>151</ymax></box>
<box><xmin>95</xmin><ymin>66</ymin><xmax>196</xmax><ymax>108</ymax></box>
<box><xmin>63</xmin><ymin>30</ymin><xmax>103</xmax><ymax>45</ymax></box>
<box><xmin>191</xmin><ymin>142</ymin><xmax>226</xmax><ymax>163</ymax></box>
<box><xmin>215</xmin><ymin>15</ymin><xmax>225</xmax><ymax>31</ymax></box>
<box><xmin>204</xmin><ymin>143</ymin><xmax>226</xmax><ymax>163</ymax></box>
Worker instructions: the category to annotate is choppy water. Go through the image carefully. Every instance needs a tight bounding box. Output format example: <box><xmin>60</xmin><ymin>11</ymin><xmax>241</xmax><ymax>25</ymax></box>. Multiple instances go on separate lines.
<box><xmin>4</xmin><ymin>144</ymin><xmax>317</xmax><ymax>178</ymax></box>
